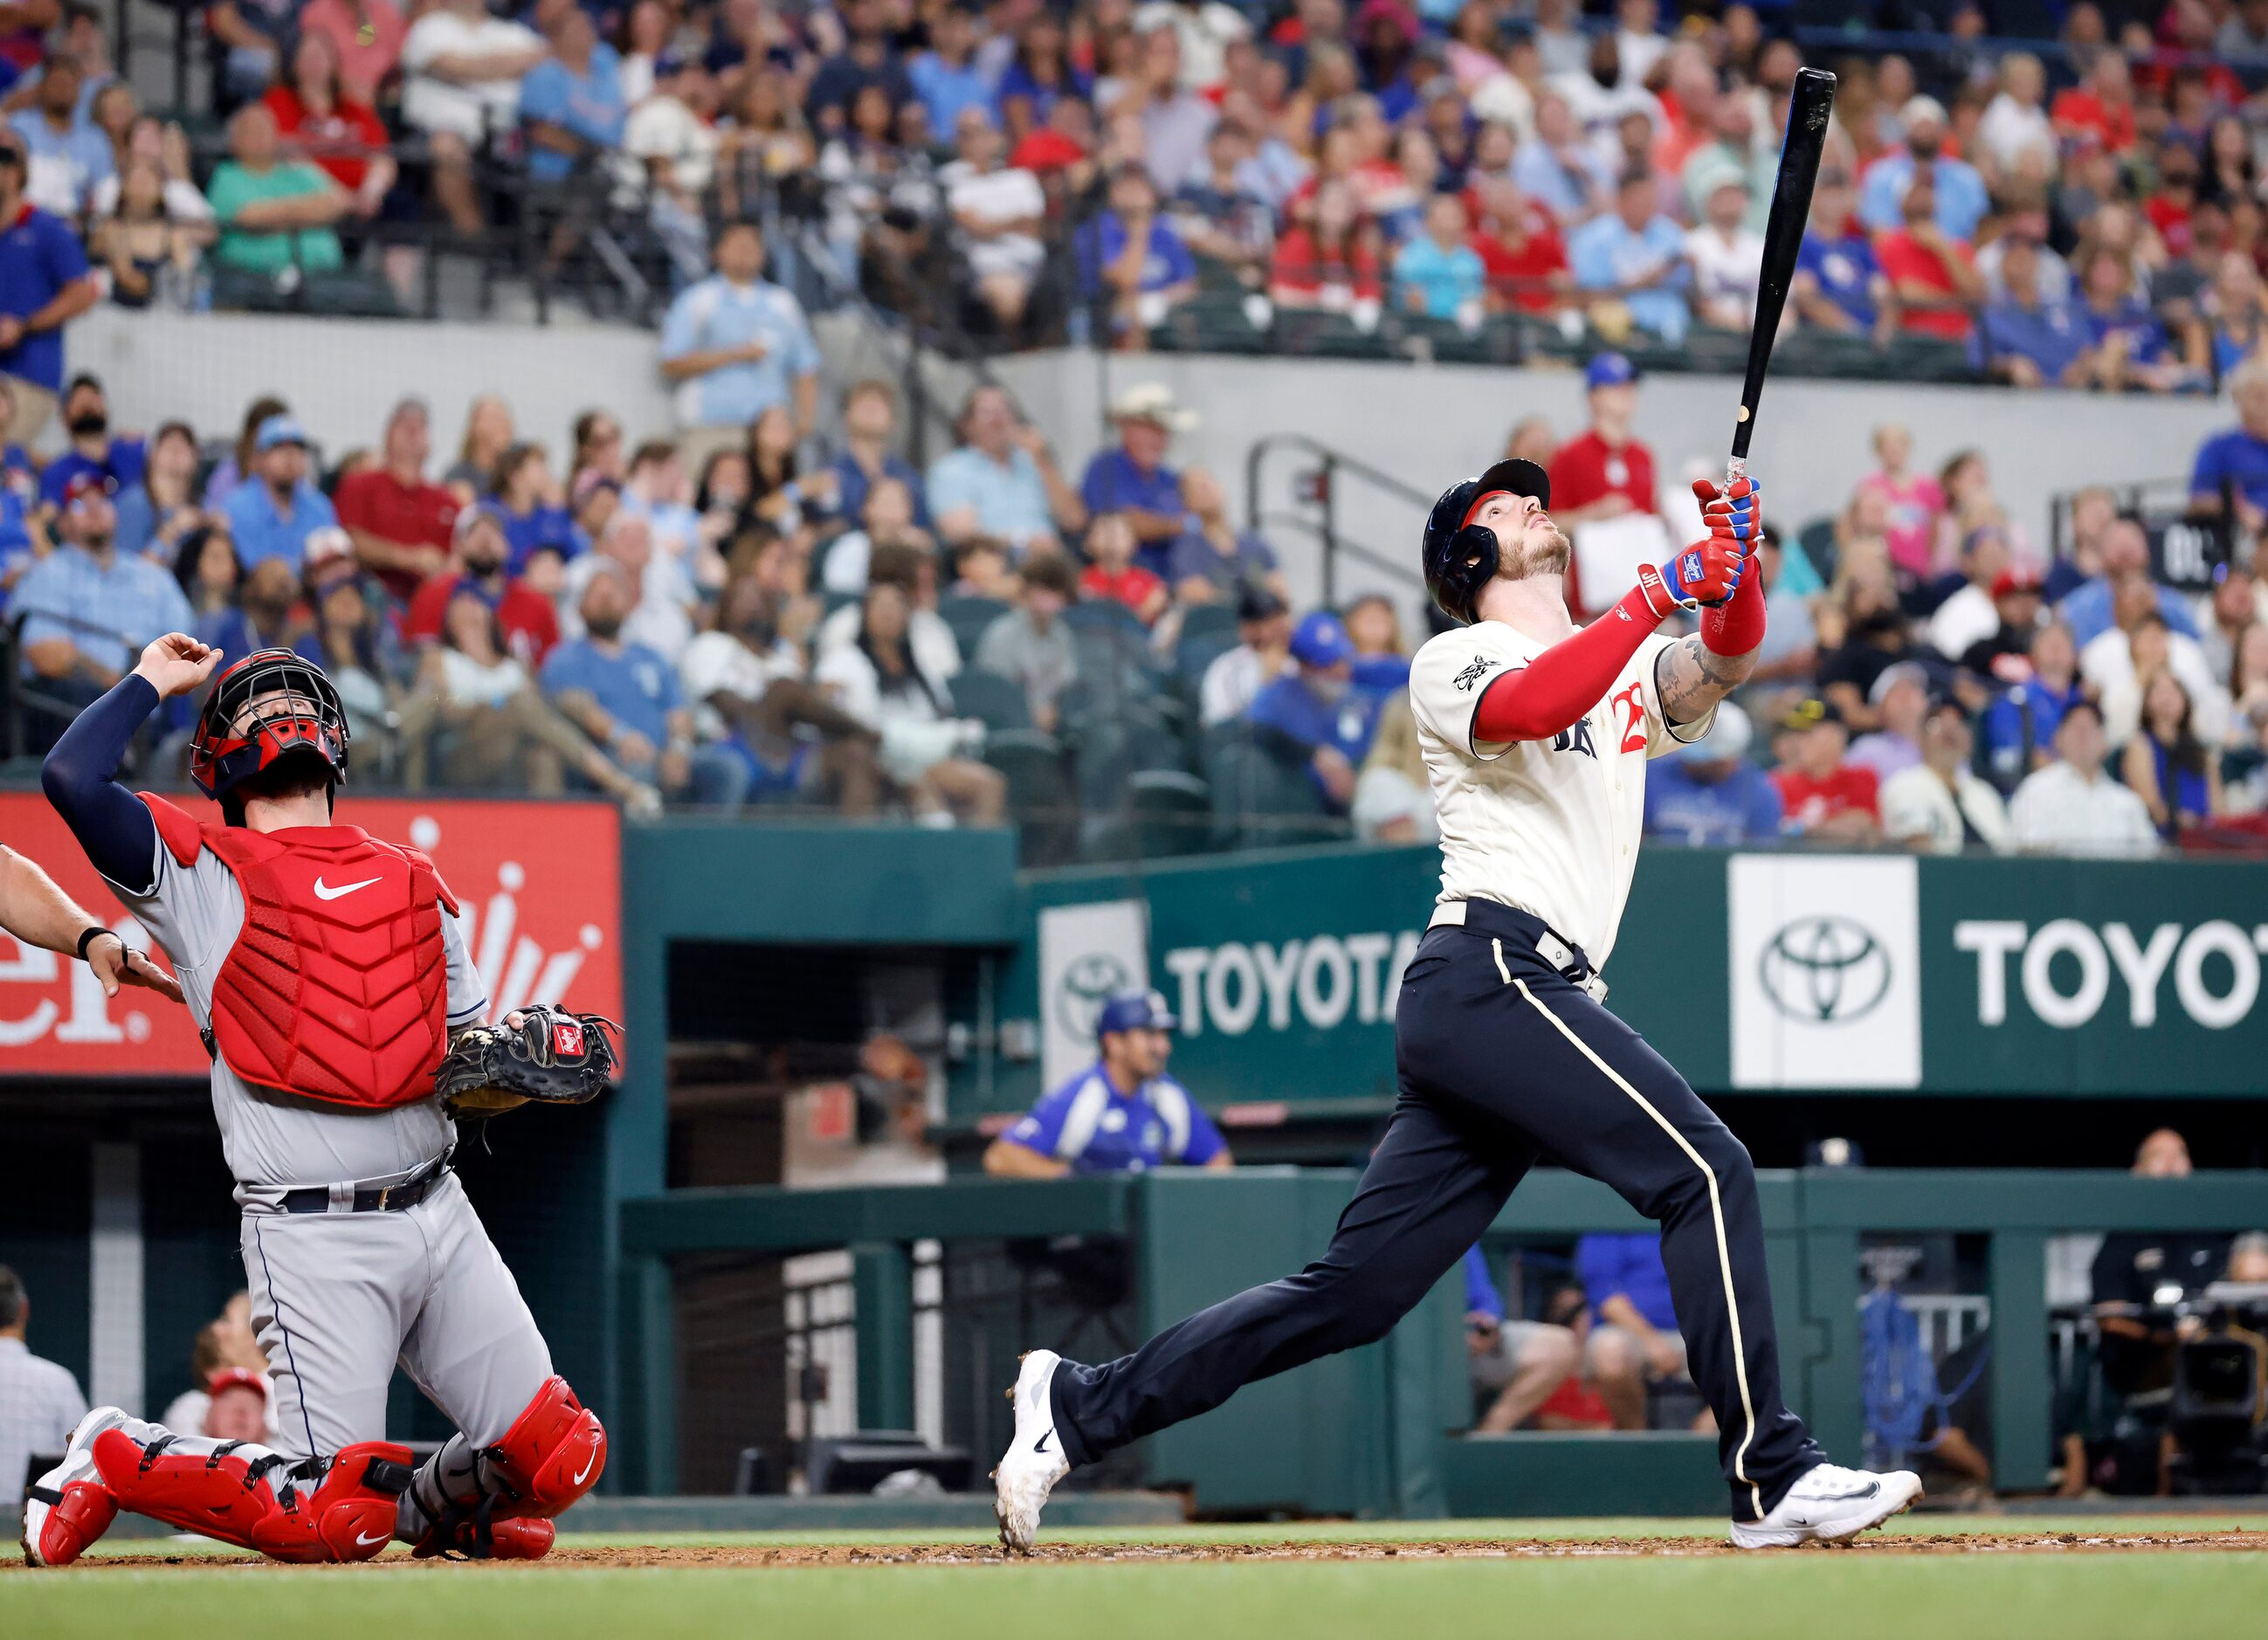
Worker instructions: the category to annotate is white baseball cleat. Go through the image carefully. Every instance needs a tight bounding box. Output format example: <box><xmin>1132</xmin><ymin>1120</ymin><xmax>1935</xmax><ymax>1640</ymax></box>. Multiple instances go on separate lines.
<box><xmin>21</xmin><ymin>1406</ymin><xmax>130</xmax><ymax>1567</ymax></box>
<box><xmin>991</xmin><ymin>1349</ymin><xmax>1071</xmax><ymax>1554</ymax></box>
<box><xmin>1730</xmin><ymin>1463</ymin><xmax>1923</xmax><ymax>1548</ymax></box>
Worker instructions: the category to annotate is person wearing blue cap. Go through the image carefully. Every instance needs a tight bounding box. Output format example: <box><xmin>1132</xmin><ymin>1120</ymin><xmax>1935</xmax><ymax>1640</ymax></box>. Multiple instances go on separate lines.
<box><xmin>1640</xmin><ymin>700</ymin><xmax>1782</xmax><ymax>846</ymax></box>
<box><xmin>1244</xmin><ymin>608</ymin><xmax>1385</xmax><ymax>811</ymax></box>
<box><xmin>220</xmin><ymin>413</ymin><xmax>338</xmax><ymax>575</ymax></box>
<box><xmin>983</xmin><ymin>990</ymin><xmax>1230</xmax><ymax>1179</ymax></box>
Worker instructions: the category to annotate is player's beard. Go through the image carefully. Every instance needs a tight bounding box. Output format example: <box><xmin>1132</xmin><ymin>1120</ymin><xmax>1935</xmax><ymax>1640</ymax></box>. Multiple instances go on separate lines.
<box><xmin>1499</xmin><ymin>521</ymin><xmax>1571</xmax><ymax>582</ymax></box>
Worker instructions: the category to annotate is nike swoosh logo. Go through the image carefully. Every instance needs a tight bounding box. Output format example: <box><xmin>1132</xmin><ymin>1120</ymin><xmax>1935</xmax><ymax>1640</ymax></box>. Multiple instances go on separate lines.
<box><xmin>314</xmin><ymin>876</ymin><xmax>381</xmax><ymax>901</ymax></box>
<box><xmin>1033</xmin><ymin>1430</ymin><xmax>1052</xmax><ymax>1454</ymax></box>
<box><xmin>573</xmin><ymin>1452</ymin><xmax>597</xmax><ymax>1485</ymax></box>
<box><xmin>1811</xmin><ymin>1483</ymin><xmax>1880</xmax><ymax>1503</ymax></box>
<box><xmin>355</xmin><ymin>1529</ymin><xmax>389</xmax><ymax>1547</ymax></box>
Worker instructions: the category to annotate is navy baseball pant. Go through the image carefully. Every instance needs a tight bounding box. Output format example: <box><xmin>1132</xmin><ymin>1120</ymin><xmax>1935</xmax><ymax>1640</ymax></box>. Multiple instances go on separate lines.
<box><xmin>1049</xmin><ymin>898</ymin><xmax>1826</xmax><ymax>1521</ymax></box>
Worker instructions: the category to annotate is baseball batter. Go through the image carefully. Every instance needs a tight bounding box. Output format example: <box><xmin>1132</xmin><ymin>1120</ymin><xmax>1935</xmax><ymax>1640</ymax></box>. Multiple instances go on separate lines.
<box><xmin>23</xmin><ymin>638</ymin><xmax>605</xmax><ymax>1568</ymax></box>
<box><xmin>994</xmin><ymin>461</ymin><xmax>1922</xmax><ymax>1549</ymax></box>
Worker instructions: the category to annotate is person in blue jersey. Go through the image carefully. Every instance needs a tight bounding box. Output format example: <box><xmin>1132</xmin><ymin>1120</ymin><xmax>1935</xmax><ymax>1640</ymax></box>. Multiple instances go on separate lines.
<box><xmin>983</xmin><ymin>990</ymin><xmax>1231</xmax><ymax>1178</ymax></box>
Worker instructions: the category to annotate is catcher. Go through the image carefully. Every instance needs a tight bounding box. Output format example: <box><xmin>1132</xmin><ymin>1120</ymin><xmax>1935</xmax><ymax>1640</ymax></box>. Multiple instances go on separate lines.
<box><xmin>24</xmin><ymin>638</ymin><xmax>617</xmax><ymax>1568</ymax></box>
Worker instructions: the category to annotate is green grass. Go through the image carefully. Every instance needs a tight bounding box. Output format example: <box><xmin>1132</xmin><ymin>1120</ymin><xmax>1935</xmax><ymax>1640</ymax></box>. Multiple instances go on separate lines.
<box><xmin>5</xmin><ymin>1521</ymin><xmax>2265</xmax><ymax>1640</ymax></box>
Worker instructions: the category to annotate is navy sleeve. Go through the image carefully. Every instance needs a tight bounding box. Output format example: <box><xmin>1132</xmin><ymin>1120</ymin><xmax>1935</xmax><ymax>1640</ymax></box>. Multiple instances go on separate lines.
<box><xmin>41</xmin><ymin>675</ymin><xmax>162</xmax><ymax>894</ymax></box>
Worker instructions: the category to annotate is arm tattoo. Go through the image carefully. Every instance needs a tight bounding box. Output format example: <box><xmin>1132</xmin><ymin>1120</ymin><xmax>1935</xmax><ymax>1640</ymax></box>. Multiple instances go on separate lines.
<box><xmin>1654</xmin><ymin>633</ymin><xmax>1756</xmax><ymax>727</ymax></box>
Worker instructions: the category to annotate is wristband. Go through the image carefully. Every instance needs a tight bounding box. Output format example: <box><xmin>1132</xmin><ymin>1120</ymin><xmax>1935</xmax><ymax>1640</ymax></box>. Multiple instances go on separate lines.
<box><xmin>76</xmin><ymin>926</ymin><xmax>114</xmax><ymax>962</ymax></box>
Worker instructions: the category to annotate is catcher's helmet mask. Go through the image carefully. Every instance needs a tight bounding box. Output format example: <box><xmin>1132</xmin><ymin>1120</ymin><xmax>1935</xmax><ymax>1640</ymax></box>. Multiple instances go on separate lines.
<box><xmin>1421</xmin><ymin>458</ymin><xmax>1552</xmax><ymax>624</ymax></box>
<box><xmin>189</xmin><ymin>649</ymin><xmax>351</xmax><ymax>823</ymax></box>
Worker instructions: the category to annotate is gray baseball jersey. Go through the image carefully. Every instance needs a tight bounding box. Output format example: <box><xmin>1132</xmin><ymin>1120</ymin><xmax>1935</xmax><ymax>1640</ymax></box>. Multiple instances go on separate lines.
<box><xmin>110</xmin><ymin>829</ymin><xmax>551</xmax><ymax>1487</ymax></box>
<box><xmin>112</xmin><ymin>829</ymin><xmax>488</xmax><ymax>1199</ymax></box>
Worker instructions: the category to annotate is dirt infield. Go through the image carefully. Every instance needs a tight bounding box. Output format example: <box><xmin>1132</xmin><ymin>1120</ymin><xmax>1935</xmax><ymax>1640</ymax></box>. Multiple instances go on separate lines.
<box><xmin>35</xmin><ymin>1530</ymin><xmax>2268</xmax><ymax>1570</ymax></box>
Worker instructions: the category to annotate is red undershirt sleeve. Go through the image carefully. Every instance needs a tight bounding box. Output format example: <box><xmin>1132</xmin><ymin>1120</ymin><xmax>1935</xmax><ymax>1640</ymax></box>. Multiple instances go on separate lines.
<box><xmin>1470</xmin><ymin>585</ymin><xmax>1667</xmax><ymax>744</ymax></box>
<box><xmin>1699</xmin><ymin>553</ymin><xmax>1766</xmax><ymax>656</ymax></box>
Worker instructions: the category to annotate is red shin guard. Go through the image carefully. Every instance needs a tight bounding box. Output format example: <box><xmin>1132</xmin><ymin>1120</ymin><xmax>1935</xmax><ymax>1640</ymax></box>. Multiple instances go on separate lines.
<box><xmin>485</xmin><ymin>1375</ymin><xmax>607</xmax><ymax>1519</ymax></box>
<box><xmin>93</xmin><ymin>1432</ymin><xmax>415</xmax><ymax>1563</ymax></box>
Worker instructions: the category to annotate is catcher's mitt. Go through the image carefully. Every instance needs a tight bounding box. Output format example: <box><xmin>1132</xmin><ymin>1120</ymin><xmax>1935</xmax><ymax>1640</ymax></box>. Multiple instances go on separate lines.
<box><xmin>435</xmin><ymin>1005</ymin><xmax>619</xmax><ymax>1119</ymax></box>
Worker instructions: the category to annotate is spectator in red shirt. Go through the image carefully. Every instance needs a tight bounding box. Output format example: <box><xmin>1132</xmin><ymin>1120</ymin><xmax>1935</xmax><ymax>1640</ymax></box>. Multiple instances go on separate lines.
<box><xmin>1078</xmin><ymin>511</ymin><xmax>1168</xmax><ymax>625</ymax></box>
<box><xmin>2051</xmin><ymin>52</ymin><xmax>2138</xmax><ymax>155</ymax></box>
<box><xmin>262</xmin><ymin>31</ymin><xmax>396</xmax><ymax>217</ymax></box>
<box><xmin>1768</xmin><ymin>697</ymin><xmax>1883</xmax><ymax>842</ymax></box>
<box><xmin>1876</xmin><ymin>176</ymin><xmax>1982</xmax><ymax>341</ymax></box>
<box><xmin>403</xmin><ymin>502</ymin><xmax>562</xmax><ymax>667</ymax></box>
<box><xmin>333</xmin><ymin>396</ymin><xmax>459</xmax><ymax>602</ymax></box>
<box><xmin>1268</xmin><ymin>177</ymin><xmax>1384</xmax><ymax>311</ymax></box>
<box><xmin>2143</xmin><ymin>143</ymin><xmax>2200</xmax><ymax>259</ymax></box>
<box><xmin>1468</xmin><ymin>175</ymin><xmax>1569</xmax><ymax>315</ymax></box>
<box><xmin>1547</xmin><ymin>351</ymin><xmax>1656</xmax><ymax>617</ymax></box>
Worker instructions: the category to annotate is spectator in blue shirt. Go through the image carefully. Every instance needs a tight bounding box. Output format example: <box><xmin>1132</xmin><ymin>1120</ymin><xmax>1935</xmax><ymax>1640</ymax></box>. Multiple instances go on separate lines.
<box><xmin>2190</xmin><ymin>359</ymin><xmax>2268</xmax><ymax>530</ymax></box>
<box><xmin>907</xmin><ymin>4</ymin><xmax>991</xmax><ymax>136</ymax></box>
<box><xmin>983</xmin><ymin>989</ymin><xmax>1230</xmax><ymax>1177</ymax></box>
<box><xmin>1576</xmin><ymin>1230</ymin><xmax>1687</xmax><ymax>1430</ymax></box>
<box><xmin>12</xmin><ymin>472</ymin><xmax>192</xmax><ymax>740</ymax></box>
<box><xmin>222</xmin><ymin>416</ymin><xmax>338</xmax><ymax>575</ymax></box>
<box><xmin>1074</xmin><ymin>163</ymin><xmax>1197</xmax><ymax>343</ymax></box>
<box><xmin>1246</xmin><ymin>610</ymin><xmax>1383</xmax><ymax>812</ymax></box>
<box><xmin>0</xmin><ymin>134</ymin><xmax>97</xmax><ymax>444</ymax></box>
<box><xmin>1643</xmin><ymin>702</ymin><xmax>1783</xmax><ymax>844</ymax></box>
<box><xmin>9</xmin><ymin>53</ymin><xmax>111</xmax><ymax>220</ymax></box>
<box><xmin>2057</xmin><ymin>514</ymin><xmax>2200</xmax><ymax>648</ymax></box>
<box><xmin>1080</xmin><ymin>382</ymin><xmax>1190</xmax><ymax>564</ymax></box>
<box><xmin>38</xmin><ymin>374</ymin><xmax>144</xmax><ymax>510</ymax></box>
<box><xmin>1971</xmin><ymin>234</ymin><xmax>2087</xmax><ymax>389</ymax></box>
<box><xmin>1568</xmin><ymin>170</ymin><xmax>1692</xmax><ymax>346</ymax></box>
<box><xmin>2071</xmin><ymin>245</ymin><xmax>2188</xmax><ymax>394</ymax></box>
<box><xmin>540</xmin><ymin>562</ymin><xmax>750</xmax><ymax>808</ymax></box>
<box><xmin>658</xmin><ymin>220</ymin><xmax>820</xmax><ymax>455</ymax></box>
<box><xmin>1167</xmin><ymin>465</ymin><xmax>1284</xmax><ymax>605</ymax></box>
<box><xmin>519</xmin><ymin>9</ymin><xmax>625</xmax><ymax>185</ymax></box>
<box><xmin>490</xmin><ymin>441</ymin><xmax>576</xmax><ymax>574</ymax></box>
<box><xmin>831</xmin><ymin>377</ymin><xmax>929</xmax><ymax>532</ymax></box>
<box><xmin>1793</xmin><ymin>180</ymin><xmax>1891</xmax><ymax>339</ymax></box>
<box><xmin>1979</xmin><ymin>619</ymin><xmax>2086</xmax><ymax>794</ymax></box>
<box><xmin>803</xmin><ymin>0</ymin><xmax>913</xmax><ymax>134</ymax></box>
<box><xmin>928</xmin><ymin>382</ymin><xmax>1083</xmax><ymax>555</ymax></box>
<box><xmin>1858</xmin><ymin>96</ymin><xmax>1989</xmax><ymax>242</ymax></box>
<box><xmin>1393</xmin><ymin>193</ymin><xmax>1486</xmax><ymax>320</ymax></box>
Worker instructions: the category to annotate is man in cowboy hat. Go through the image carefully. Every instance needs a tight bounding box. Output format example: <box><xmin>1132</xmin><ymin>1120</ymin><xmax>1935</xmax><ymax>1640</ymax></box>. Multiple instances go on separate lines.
<box><xmin>1080</xmin><ymin>382</ymin><xmax>1197</xmax><ymax>571</ymax></box>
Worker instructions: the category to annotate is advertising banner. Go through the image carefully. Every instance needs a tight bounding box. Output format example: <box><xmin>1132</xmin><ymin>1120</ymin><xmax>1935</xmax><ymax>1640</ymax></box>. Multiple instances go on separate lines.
<box><xmin>0</xmin><ymin>793</ymin><xmax>622</xmax><ymax>1078</ymax></box>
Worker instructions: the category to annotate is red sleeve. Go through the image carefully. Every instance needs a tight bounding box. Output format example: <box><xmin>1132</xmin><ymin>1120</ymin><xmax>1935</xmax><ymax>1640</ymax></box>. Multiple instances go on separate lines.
<box><xmin>332</xmin><ymin>471</ymin><xmax>375</xmax><ymax>533</ymax></box>
<box><xmin>1699</xmin><ymin>549</ymin><xmax>1766</xmax><ymax>654</ymax></box>
<box><xmin>1471</xmin><ymin>585</ymin><xmax>1667</xmax><ymax>743</ymax></box>
<box><xmin>403</xmin><ymin>573</ymin><xmax>452</xmax><ymax>641</ymax></box>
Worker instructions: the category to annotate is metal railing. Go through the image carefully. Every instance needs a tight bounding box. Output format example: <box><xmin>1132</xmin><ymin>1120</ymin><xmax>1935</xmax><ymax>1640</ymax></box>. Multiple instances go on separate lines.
<box><xmin>1244</xmin><ymin>431</ymin><xmax>1432</xmax><ymax>610</ymax></box>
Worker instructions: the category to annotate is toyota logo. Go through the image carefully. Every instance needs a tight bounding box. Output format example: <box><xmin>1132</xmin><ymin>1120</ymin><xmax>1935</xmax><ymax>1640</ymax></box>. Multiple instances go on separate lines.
<box><xmin>1758</xmin><ymin>916</ymin><xmax>1891</xmax><ymax>1023</ymax></box>
<box><xmin>1057</xmin><ymin>951</ymin><xmax>1134</xmax><ymax>1041</ymax></box>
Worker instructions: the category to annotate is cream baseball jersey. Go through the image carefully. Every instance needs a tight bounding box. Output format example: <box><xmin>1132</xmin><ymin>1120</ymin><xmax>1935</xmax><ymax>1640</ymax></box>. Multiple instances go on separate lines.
<box><xmin>1405</xmin><ymin>620</ymin><xmax>1716</xmax><ymax>971</ymax></box>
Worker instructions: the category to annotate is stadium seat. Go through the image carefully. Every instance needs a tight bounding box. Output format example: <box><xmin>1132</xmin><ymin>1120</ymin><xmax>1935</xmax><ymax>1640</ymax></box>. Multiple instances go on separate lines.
<box><xmin>1176</xmin><ymin>603</ymin><xmax>1241</xmax><ymax>647</ymax></box>
<box><xmin>939</xmin><ymin>594</ymin><xmax>1010</xmax><ymax>659</ymax></box>
<box><xmin>950</xmin><ymin>670</ymin><xmax>1033</xmax><ymax>735</ymax></box>
<box><xmin>1205</xmin><ymin>734</ymin><xmax>1334</xmax><ymax>851</ymax></box>
<box><xmin>1126</xmin><ymin>770</ymin><xmax>1214</xmax><ymax>858</ymax></box>
<box><xmin>982</xmin><ymin>729</ymin><xmax>1078</xmax><ymax>866</ymax></box>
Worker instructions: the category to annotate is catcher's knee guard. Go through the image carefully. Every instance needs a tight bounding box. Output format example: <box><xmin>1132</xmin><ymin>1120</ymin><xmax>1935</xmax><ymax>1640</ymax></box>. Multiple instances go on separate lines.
<box><xmin>486</xmin><ymin>1376</ymin><xmax>606</xmax><ymax>1519</ymax></box>
<box><xmin>93</xmin><ymin>1431</ymin><xmax>414</xmax><ymax>1564</ymax></box>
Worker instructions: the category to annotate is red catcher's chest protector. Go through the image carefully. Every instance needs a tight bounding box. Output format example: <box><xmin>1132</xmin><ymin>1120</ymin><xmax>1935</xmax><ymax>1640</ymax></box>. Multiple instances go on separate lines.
<box><xmin>141</xmin><ymin>795</ymin><xmax>458</xmax><ymax>1109</ymax></box>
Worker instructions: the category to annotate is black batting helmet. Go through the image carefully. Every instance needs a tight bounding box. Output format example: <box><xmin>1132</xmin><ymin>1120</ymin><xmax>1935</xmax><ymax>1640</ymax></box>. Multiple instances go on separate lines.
<box><xmin>188</xmin><ymin>649</ymin><xmax>350</xmax><ymax>809</ymax></box>
<box><xmin>1421</xmin><ymin>458</ymin><xmax>1550</xmax><ymax>624</ymax></box>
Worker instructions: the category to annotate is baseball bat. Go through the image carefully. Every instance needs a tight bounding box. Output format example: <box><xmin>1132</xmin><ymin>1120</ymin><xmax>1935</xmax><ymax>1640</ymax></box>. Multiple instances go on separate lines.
<box><xmin>1729</xmin><ymin>65</ymin><xmax>1837</xmax><ymax>484</ymax></box>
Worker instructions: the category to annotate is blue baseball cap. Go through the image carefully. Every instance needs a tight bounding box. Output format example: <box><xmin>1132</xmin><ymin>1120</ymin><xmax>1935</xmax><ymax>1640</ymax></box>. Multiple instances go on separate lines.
<box><xmin>1584</xmin><ymin>352</ymin><xmax>1637</xmax><ymax>390</ymax></box>
<box><xmin>1095</xmin><ymin>989</ymin><xmax>1176</xmax><ymax>1039</ymax></box>
<box><xmin>255</xmin><ymin>414</ymin><xmax>309</xmax><ymax>451</ymax></box>
<box><xmin>1289</xmin><ymin>610</ymin><xmax>1355</xmax><ymax>669</ymax></box>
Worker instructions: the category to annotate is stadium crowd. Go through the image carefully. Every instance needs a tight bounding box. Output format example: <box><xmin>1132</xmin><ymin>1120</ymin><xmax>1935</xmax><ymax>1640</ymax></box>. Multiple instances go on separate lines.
<box><xmin>0</xmin><ymin>0</ymin><xmax>2259</xmax><ymax>382</ymax></box>
<box><xmin>2</xmin><ymin>329</ymin><xmax>2265</xmax><ymax>853</ymax></box>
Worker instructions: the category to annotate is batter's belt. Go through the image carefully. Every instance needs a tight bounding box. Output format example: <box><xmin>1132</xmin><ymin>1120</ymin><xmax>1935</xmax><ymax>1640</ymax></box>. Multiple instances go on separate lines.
<box><xmin>1427</xmin><ymin>898</ymin><xmax>1610</xmax><ymax>1003</ymax></box>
